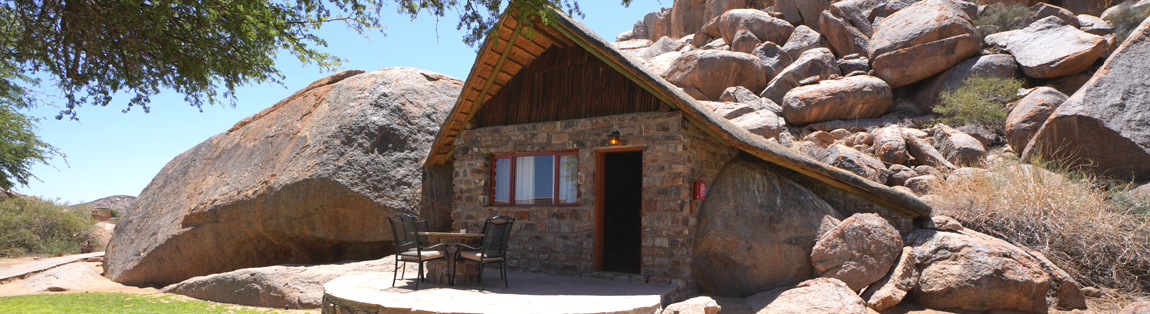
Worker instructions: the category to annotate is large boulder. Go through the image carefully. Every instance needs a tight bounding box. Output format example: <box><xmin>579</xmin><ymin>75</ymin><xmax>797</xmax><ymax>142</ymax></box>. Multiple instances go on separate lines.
<box><xmin>162</xmin><ymin>259</ymin><xmax>397</xmax><ymax>309</ymax></box>
<box><xmin>642</xmin><ymin>36</ymin><xmax>687</xmax><ymax>61</ymax></box>
<box><xmin>904</xmin><ymin>131</ymin><xmax>956</xmax><ymax>170</ymax></box>
<box><xmin>665</xmin><ymin>50</ymin><xmax>769</xmax><ymax>101</ymax></box>
<box><xmin>751</xmin><ymin>42</ymin><xmax>793</xmax><ymax>80</ymax></box>
<box><xmin>933</xmin><ymin>125</ymin><xmax>986</xmax><ymax>167</ymax></box>
<box><xmin>731</xmin><ymin>110</ymin><xmax>787</xmax><ymax>139</ymax></box>
<box><xmin>1005</xmin><ymin>87</ymin><xmax>1066</xmax><ymax>152</ymax></box>
<box><xmin>1024</xmin><ymin>17</ymin><xmax>1150</xmax><ymax>181</ymax></box>
<box><xmin>644</xmin><ymin>9</ymin><xmax>673</xmax><ymax>40</ymax></box>
<box><xmin>914</xmin><ymin>54</ymin><xmax>1019</xmax><ymax>113</ymax></box>
<box><xmin>781</xmin><ymin>25</ymin><xmax>829</xmax><ymax>60</ymax></box>
<box><xmin>822</xmin><ymin>144</ymin><xmax>889</xmax><ymax>184</ymax></box>
<box><xmin>781</xmin><ymin>75</ymin><xmax>892</xmax><ymax>125</ymax></box>
<box><xmin>873</xmin><ymin>125</ymin><xmax>908</xmax><ymax>165</ymax></box>
<box><xmin>761</xmin><ymin>48</ymin><xmax>841</xmax><ymax>104</ymax></box>
<box><xmin>984</xmin><ymin>16</ymin><xmax>1108</xmax><ymax>79</ymax></box>
<box><xmin>819</xmin><ymin>10</ymin><xmax>870</xmax><ymax>57</ymax></box>
<box><xmin>744</xmin><ymin>278</ymin><xmax>868</xmax><ymax>314</ymax></box>
<box><xmin>907</xmin><ymin>228</ymin><xmax>1086</xmax><ymax>313</ymax></box>
<box><xmin>693</xmin><ymin>157</ymin><xmax>845</xmax><ymax>297</ymax></box>
<box><xmin>104</xmin><ymin>68</ymin><xmax>461</xmax><ymax>286</ymax></box>
<box><xmin>810</xmin><ymin>213</ymin><xmax>903</xmax><ymax>291</ymax></box>
<box><xmin>671</xmin><ymin>0</ymin><xmax>709</xmax><ymax>39</ymax></box>
<box><xmin>868</xmin><ymin>0</ymin><xmax>981</xmax><ymax>88</ymax></box>
<box><xmin>705</xmin><ymin>9</ymin><xmax>795</xmax><ymax>48</ymax></box>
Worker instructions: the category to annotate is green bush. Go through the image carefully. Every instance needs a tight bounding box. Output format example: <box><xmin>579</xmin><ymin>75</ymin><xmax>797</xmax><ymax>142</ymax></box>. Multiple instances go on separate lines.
<box><xmin>933</xmin><ymin>75</ymin><xmax>1024</xmax><ymax>130</ymax></box>
<box><xmin>1105</xmin><ymin>0</ymin><xmax>1150</xmax><ymax>42</ymax></box>
<box><xmin>975</xmin><ymin>2</ymin><xmax>1033</xmax><ymax>33</ymax></box>
<box><xmin>0</xmin><ymin>197</ymin><xmax>94</xmax><ymax>256</ymax></box>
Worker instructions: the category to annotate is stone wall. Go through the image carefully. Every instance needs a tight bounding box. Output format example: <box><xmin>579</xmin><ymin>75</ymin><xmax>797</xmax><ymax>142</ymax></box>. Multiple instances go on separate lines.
<box><xmin>450</xmin><ymin>111</ymin><xmax>737</xmax><ymax>298</ymax></box>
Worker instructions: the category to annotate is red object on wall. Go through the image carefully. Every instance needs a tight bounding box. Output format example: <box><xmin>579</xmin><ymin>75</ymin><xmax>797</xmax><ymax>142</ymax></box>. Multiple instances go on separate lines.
<box><xmin>693</xmin><ymin>176</ymin><xmax>707</xmax><ymax>201</ymax></box>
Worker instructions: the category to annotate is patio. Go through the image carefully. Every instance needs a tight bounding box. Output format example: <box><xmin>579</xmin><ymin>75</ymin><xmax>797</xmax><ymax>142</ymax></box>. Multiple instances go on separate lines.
<box><xmin>321</xmin><ymin>271</ymin><xmax>676</xmax><ymax>314</ymax></box>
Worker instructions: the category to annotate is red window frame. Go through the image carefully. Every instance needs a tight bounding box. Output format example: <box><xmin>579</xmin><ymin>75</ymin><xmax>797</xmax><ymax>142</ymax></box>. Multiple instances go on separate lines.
<box><xmin>490</xmin><ymin>151</ymin><xmax>579</xmax><ymax>206</ymax></box>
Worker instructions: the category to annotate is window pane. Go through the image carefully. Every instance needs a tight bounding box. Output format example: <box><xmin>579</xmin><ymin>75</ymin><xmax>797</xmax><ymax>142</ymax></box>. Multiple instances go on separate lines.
<box><xmin>493</xmin><ymin>158</ymin><xmax>511</xmax><ymax>204</ymax></box>
<box><xmin>558</xmin><ymin>155</ymin><xmax>578</xmax><ymax>203</ymax></box>
<box><xmin>516</xmin><ymin>155</ymin><xmax>554</xmax><ymax>205</ymax></box>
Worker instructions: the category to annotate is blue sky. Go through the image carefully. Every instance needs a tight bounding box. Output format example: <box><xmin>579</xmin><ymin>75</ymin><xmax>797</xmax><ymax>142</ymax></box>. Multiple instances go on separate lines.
<box><xmin>15</xmin><ymin>1</ymin><xmax>669</xmax><ymax>204</ymax></box>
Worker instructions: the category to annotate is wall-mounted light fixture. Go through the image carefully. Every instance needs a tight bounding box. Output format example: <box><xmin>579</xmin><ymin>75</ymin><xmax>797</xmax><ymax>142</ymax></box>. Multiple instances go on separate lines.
<box><xmin>607</xmin><ymin>130</ymin><xmax>621</xmax><ymax>146</ymax></box>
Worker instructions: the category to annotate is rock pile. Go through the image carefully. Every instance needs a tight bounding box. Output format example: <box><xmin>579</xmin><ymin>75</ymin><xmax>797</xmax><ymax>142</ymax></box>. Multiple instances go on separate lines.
<box><xmin>617</xmin><ymin>0</ymin><xmax>1148</xmax><ymax>190</ymax></box>
<box><xmin>728</xmin><ymin>213</ymin><xmax>1087</xmax><ymax>313</ymax></box>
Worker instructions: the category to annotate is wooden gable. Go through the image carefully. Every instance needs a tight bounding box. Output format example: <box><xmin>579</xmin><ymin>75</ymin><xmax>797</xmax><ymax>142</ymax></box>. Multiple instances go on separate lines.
<box><xmin>471</xmin><ymin>45</ymin><xmax>668</xmax><ymax>128</ymax></box>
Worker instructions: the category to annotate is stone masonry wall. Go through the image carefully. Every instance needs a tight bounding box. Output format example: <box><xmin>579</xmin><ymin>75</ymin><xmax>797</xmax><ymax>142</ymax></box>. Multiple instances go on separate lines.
<box><xmin>451</xmin><ymin>111</ymin><xmax>737</xmax><ymax>299</ymax></box>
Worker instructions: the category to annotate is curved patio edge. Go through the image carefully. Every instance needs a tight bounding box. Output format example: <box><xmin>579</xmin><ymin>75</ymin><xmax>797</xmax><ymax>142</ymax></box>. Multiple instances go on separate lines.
<box><xmin>321</xmin><ymin>271</ymin><xmax>674</xmax><ymax>314</ymax></box>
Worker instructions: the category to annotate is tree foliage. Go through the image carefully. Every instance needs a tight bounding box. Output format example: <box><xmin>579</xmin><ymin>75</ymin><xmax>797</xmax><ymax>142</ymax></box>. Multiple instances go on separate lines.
<box><xmin>0</xmin><ymin>104</ymin><xmax>59</xmax><ymax>191</ymax></box>
<box><xmin>0</xmin><ymin>0</ymin><xmax>632</xmax><ymax>120</ymax></box>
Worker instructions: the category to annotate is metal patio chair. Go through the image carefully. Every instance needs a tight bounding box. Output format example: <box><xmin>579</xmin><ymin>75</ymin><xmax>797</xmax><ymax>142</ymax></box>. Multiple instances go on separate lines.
<box><xmin>388</xmin><ymin>213</ymin><xmax>445</xmax><ymax>290</ymax></box>
<box><xmin>453</xmin><ymin>215</ymin><xmax>514</xmax><ymax>290</ymax></box>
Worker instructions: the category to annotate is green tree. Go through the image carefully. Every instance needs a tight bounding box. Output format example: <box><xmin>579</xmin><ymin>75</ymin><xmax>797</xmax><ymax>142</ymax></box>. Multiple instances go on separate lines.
<box><xmin>0</xmin><ymin>0</ymin><xmax>631</xmax><ymax>120</ymax></box>
<box><xmin>0</xmin><ymin>104</ymin><xmax>59</xmax><ymax>191</ymax></box>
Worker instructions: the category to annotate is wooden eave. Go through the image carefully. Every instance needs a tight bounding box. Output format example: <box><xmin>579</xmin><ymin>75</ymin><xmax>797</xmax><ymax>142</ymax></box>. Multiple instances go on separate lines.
<box><xmin>423</xmin><ymin>9</ymin><xmax>932</xmax><ymax>218</ymax></box>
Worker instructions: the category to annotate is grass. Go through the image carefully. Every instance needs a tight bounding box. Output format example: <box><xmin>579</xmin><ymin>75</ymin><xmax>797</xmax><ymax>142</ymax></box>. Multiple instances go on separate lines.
<box><xmin>0</xmin><ymin>292</ymin><xmax>299</xmax><ymax>314</ymax></box>
<box><xmin>0</xmin><ymin>197</ymin><xmax>95</xmax><ymax>257</ymax></box>
<box><xmin>933</xmin><ymin>75</ymin><xmax>1024</xmax><ymax>132</ymax></box>
<box><xmin>975</xmin><ymin>2</ymin><xmax>1033</xmax><ymax>34</ymax></box>
<box><xmin>926</xmin><ymin>157</ymin><xmax>1150</xmax><ymax>296</ymax></box>
<box><xmin>1105</xmin><ymin>0</ymin><xmax>1150</xmax><ymax>42</ymax></box>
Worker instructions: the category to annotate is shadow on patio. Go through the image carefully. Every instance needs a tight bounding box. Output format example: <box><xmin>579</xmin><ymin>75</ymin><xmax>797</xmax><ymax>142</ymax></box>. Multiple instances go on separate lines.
<box><xmin>321</xmin><ymin>270</ymin><xmax>676</xmax><ymax>314</ymax></box>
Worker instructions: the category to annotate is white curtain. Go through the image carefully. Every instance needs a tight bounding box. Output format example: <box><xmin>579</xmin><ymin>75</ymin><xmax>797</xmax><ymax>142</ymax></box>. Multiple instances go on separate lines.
<box><xmin>494</xmin><ymin>158</ymin><xmax>511</xmax><ymax>203</ymax></box>
<box><xmin>515</xmin><ymin>156</ymin><xmax>535</xmax><ymax>203</ymax></box>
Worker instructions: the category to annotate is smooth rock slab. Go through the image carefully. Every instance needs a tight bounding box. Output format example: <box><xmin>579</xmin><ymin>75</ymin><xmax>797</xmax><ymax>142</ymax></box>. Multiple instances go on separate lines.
<box><xmin>163</xmin><ymin>259</ymin><xmax>399</xmax><ymax>309</ymax></box>
<box><xmin>744</xmin><ymin>278</ymin><xmax>867</xmax><ymax>314</ymax></box>
<box><xmin>22</xmin><ymin>263</ymin><xmax>102</xmax><ymax>292</ymax></box>
<box><xmin>984</xmin><ymin>16</ymin><xmax>1107</xmax><ymax>79</ymax></box>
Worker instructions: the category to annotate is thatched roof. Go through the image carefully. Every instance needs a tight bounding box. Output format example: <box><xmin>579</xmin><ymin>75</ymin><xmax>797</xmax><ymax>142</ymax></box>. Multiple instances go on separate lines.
<box><xmin>424</xmin><ymin>9</ymin><xmax>931</xmax><ymax>218</ymax></box>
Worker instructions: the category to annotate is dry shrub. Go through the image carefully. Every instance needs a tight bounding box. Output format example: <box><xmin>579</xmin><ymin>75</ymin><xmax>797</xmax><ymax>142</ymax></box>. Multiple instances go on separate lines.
<box><xmin>926</xmin><ymin>158</ymin><xmax>1150</xmax><ymax>295</ymax></box>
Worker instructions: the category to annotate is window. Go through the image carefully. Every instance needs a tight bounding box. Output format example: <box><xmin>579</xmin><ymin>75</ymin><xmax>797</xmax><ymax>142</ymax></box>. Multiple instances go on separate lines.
<box><xmin>491</xmin><ymin>152</ymin><xmax>578</xmax><ymax>205</ymax></box>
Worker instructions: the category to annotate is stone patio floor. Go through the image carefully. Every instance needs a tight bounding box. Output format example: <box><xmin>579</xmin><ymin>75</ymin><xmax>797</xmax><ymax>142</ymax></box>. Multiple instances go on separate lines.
<box><xmin>322</xmin><ymin>271</ymin><xmax>676</xmax><ymax>314</ymax></box>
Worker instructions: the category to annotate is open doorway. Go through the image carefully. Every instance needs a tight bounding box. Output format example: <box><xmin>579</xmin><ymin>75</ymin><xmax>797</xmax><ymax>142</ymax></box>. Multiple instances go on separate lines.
<box><xmin>596</xmin><ymin>149</ymin><xmax>642</xmax><ymax>274</ymax></box>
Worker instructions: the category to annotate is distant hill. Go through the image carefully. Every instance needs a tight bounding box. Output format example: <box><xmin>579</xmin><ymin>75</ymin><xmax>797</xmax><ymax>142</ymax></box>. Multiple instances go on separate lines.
<box><xmin>74</xmin><ymin>195</ymin><xmax>136</xmax><ymax>214</ymax></box>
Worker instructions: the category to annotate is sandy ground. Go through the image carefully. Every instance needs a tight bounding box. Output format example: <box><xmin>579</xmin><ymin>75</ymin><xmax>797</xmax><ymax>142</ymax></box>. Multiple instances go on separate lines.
<box><xmin>0</xmin><ymin>261</ymin><xmax>158</xmax><ymax>297</ymax></box>
<box><xmin>0</xmin><ymin>258</ymin><xmax>317</xmax><ymax>313</ymax></box>
<box><xmin>0</xmin><ymin>256</ymin><xmax>37</xmax><ymax>268</ymax></box>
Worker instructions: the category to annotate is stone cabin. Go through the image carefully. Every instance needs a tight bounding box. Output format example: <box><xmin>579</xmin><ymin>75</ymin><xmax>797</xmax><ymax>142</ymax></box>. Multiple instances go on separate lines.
<box><xmin>421</xmin><ymin>9</ymin><xmax>931</xmax><ymax>301</ymax></box>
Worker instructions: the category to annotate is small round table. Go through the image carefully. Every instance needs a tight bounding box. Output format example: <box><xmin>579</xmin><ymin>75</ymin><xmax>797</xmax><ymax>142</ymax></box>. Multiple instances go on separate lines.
<box><xmin>418</xmin><ymin>232</ymin><xmax>484</xmax><ymax>285</ymax></box>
